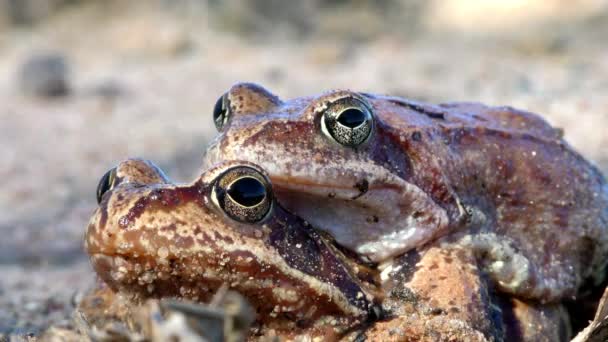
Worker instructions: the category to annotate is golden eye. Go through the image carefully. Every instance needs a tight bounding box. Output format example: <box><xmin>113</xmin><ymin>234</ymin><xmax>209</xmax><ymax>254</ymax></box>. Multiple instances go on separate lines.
<box><xmin>212</xmin><ymin>166</ymin><xmax>272</xmax><ymax>223</ymax></box>
<box><xmin>213</xmin><ymin>92</ymin><xmax>231</xmax><ymax>131</ymax></box>
<box><xmin>96</xmin><ymin>167</ymin><xmax>117</xmax><ymax>204</ymax></box>
<box><xmin>321</xmin><ymin>96</ymin><xmax>373</xmax><ymax>147</ymax></box>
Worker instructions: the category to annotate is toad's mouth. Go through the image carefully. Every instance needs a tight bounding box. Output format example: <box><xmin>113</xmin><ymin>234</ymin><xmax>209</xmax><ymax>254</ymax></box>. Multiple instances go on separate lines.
<box><xmin>270</xmin><ymin>175</ymin><xmax>404</xmax><ymax>198</ymax></box>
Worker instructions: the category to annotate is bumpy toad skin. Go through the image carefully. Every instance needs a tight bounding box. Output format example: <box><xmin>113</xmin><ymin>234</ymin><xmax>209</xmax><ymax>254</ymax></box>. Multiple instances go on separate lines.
<box><xmin>368</xmin><ymin>245</ymin><xmax>570</xmax><ymax>342</ymax></box>
<box><xmin>85</xmin><ymin>159</ymin><xmax>570</xmax><ymax>341</ymax></box>
<box><xmin>203</xmin><ymin>83</ymin><xmax>608</xmax><ymax>303</ymax></box>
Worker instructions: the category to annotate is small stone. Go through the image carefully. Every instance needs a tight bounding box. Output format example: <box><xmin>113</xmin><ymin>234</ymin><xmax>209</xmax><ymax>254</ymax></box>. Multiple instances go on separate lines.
<box><xmin>24</xmin><ymin>301</ymin><xmax>42</xmax><ymax>312</ymax></box>
<box><xmin>18</xmin><ymin>52</ymin><xmax>70</xmax><ymax>98</ymax></box>
<box><xmin>88</xmin><ymin>79</ymin><xmax>126</xmax><ymax>100</ymax></box>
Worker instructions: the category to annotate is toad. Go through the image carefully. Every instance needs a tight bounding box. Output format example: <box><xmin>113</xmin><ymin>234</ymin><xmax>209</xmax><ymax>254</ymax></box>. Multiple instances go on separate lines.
<box><xmin>85</xmin><ymin>159</ymin><xmax>570</xmax><ymax>341</ymax></box>
<box><xmin>203</xmin><ymin>83</ymin><xmax>608</xmax><ymax>304</ymax></box>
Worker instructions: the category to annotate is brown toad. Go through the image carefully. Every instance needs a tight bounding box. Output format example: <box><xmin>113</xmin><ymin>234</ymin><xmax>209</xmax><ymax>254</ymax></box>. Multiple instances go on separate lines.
<box><xmin>203</xmin><ymin>83</ymin><xmax>608</xmax><ymax>304</ymax></box>
<box><xmin>85</xmin><ymin>159</ymin><xmax>569</xmax><ymax>341</ymax></box>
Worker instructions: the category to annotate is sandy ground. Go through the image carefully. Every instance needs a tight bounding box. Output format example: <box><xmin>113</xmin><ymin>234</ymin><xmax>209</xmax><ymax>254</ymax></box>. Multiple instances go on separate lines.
<box><xmin>1</xmin><ymin>1</ymin><xmax>607</xmax><ymax>337</ymax></box>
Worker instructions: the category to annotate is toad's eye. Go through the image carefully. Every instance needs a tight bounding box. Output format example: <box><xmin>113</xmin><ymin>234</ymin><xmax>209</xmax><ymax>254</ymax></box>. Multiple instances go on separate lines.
<box><xmin>213</xmin><ymin>93</ymin><xmax>231</xmax><ymax>131</ymax></box>
<box><xmin>321</xmin><ymin>96</ymin><xmax>373</xmax><ymax>147</ymax></box>
<box><xmin>96</xmin><ymin>167</ymin><xmax>117</xmax><ymax>204</ymax></box>
<box><xmin>212</xmin><ymin>166</ymin><xmax>273</xmax><ymax>223</ymax></box>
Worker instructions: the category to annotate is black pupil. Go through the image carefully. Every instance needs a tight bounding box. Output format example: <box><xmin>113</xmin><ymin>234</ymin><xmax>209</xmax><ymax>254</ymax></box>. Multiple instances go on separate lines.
<box><xmin>213</xmin><ymin>96</ymin><xmax>225</xmax><ymax>122</ymax></box>
<box><xmin>337</xmin><ymin>108</ymin><xmax>366</xmax><ymax>128</ymax></box>
<box><xmin>227</xmin><ymin>177</ymin><xmax>266</xmax><ymax>207</ymax></box>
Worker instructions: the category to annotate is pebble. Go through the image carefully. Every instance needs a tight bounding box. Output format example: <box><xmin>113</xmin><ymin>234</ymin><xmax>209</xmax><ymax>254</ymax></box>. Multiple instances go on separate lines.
<box><xmin>23</xmin><ymin>301</ymin><xmax>42</xmax><ymax>313</ymax></box>
<box><xmin>18</xmin><ymin>53</ymin><xmax>70</xmax><ymax>98</ymax></box>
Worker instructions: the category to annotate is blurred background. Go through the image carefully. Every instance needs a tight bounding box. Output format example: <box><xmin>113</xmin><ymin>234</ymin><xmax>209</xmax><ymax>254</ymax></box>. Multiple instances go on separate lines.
<box><xmin>1</xmin><ymin>0</ymin><xmax>607</xmax><ymax>336</ymax></box>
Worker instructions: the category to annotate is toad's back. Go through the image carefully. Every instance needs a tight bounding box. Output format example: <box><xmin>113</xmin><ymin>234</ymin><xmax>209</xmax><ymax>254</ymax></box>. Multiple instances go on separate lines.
<box><xmin>375</xmin><ymin>96</ymin><xmax>608</xmax><ymax>301</ymax></box>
